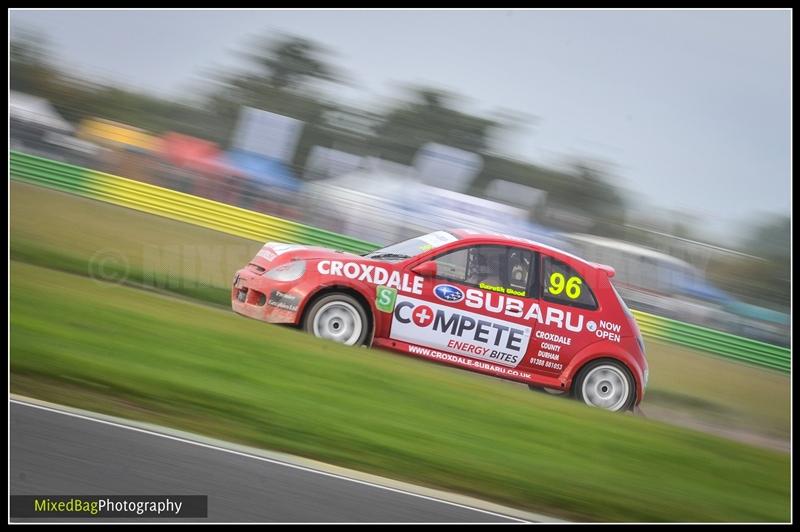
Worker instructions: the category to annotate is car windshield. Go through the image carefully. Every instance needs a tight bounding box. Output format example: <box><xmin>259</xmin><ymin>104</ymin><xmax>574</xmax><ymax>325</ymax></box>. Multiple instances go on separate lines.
<box><xmin>363</xmin><ymin>230</ymin><xmax>459</xmax><ymax>261</ymax></box>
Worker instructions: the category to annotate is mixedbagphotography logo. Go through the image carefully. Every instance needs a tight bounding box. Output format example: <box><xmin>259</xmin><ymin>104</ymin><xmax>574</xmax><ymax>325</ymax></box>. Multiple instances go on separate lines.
<box><xmin>10</xmin><ymin>495</ymin><xmax>208</xmax><ymax>519</ymax></box>
<box><xmin>88</xmin><ymin>248</ymin><xmax>130</xmax><ymax>285</ymax></box>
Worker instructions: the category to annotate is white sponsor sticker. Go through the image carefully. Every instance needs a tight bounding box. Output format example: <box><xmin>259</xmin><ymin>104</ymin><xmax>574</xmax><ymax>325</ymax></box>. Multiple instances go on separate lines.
<box><xmin>258</xmin><ymin>243</ymin><xmax>306</xmax><ymax>262</ymax></box>
<box><xmin>465</xmin><ymin>289</ymin><xmax>586</xmax><ymax>332</ymax></box>
<box><xmin>537</xmin><ymin>350</ymin><xmax>560</xmax><ymax>361</ymax></box>
<box><xmin>390</xmin><ymin>295</ymin><xmax>531</xmax><ymax>367</ymax></box>
<box><xmin>269</xmin><ymin>243</ymin><xmax>306</xmax><ymax>255</ymax></box>
<box><xmin>534</xmin><ymin>330</ymin><xmax>572</xmax><ymax>346</ymax></box>
<box><xmin>257</xmin><ymin>248</ymin><xmax>277</xmax><ymax>261</ymax></box>
<box><xmin>587</xmin><ymin>320</ymin><xmax>622</xmax><ymax>343</ymax></box>
<box><xmin>317</xmin><ymin>261</ymin><xmax>424</xmax><ymax>295</ymax></box>
<box><xmin>418</xmin><ymin>230</ymin><xmax>458</xmax><ymax>248</ymax></box>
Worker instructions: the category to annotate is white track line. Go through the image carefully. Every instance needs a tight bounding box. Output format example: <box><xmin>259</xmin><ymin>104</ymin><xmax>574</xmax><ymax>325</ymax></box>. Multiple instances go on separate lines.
<box><xmin>10</xmin><ymin>397</ymin><xmax>566</xmax><ymax>523</ymax></box>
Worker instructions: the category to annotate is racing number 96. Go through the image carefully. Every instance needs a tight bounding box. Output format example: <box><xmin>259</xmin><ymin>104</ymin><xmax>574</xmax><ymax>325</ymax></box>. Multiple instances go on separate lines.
<box><xmin>548</xmin><ymin>272</ymin><xmax>582</xmax><ymax>299</ymax></box>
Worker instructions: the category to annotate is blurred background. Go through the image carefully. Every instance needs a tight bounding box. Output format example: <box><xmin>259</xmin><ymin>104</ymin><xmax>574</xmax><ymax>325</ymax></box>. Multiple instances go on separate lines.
<box><xmin>9</xmin><ymin>9</ymin><xmax>790</xmax><ymax>346</ymax></box>
<box><xmin>9</xmin><ymin>10</ymin><xmax>792</xmax><ymax>522</ymax></box>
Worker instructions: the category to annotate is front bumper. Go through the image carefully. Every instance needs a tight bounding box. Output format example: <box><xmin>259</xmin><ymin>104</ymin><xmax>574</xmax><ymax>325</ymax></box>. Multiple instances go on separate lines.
<box><xmin>231</xmin><ymin>268</ymin><xmax>301</xmax><ymax>324</ymax></box>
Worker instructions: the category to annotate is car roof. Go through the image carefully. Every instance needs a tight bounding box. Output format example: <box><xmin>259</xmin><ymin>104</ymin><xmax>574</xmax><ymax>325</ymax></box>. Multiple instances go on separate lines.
<box><xmin>446</xmin><ymin>228</ymin><xmax>605</xmax><ymax>273</ymax></box>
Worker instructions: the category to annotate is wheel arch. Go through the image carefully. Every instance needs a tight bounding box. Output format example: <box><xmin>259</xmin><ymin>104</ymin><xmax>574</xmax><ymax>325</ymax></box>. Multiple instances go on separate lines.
<box><xmin>300</xmin><ymin>284</ymin><xmax>375</xmax><ymax>345</ymax></box>
<box><xmin>562</xmin><ymin>343</ymin><xmax>644</xmax><ymax>405</ymax></box>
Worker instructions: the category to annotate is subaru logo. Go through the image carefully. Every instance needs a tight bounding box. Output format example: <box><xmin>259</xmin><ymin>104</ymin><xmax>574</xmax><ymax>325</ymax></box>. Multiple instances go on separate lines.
<box><xmin>434</xmin><ymin>284</ymin><xmax>464</xmax><ymax>303</ymax></box>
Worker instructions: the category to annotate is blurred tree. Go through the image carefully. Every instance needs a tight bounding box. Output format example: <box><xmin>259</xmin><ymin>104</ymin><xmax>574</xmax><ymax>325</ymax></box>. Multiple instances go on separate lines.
<box><xmin>220</xmin><ymin>73</ymin><xmax>332</xmax><ymax>125</ymax></box>
<box><xmin>10</xmin><ymin>30</ymin><xmax>60</xmax><ymax>97</ymax></box>
<box><xmin>741</xmin><ymin>215</ymin><xmax>790</xmax><ymax>309</ymax></box>
<box><xmin>10</xmin><ymin>27</ymin><xmax>633</xmax><ymax>238</ymax></box>
<box><xmin>705</xmin><ymin>214</ymin><xmax>790</xmax><ymax>312</ymax></box>
<box><xmin>470</xmin><ymin>155</ymin><xmax>569</xmax><ymax>196</ymax></box>
<box><xmin>541</xmin><ymin>160</ymin><xmax>628</xmax><ymax>238</ymax></box>
<box><xmin>11</xmin><ymin>30</ymin><xmax>47</xmax><ymax>64</ymax></box>
<box><xmin>744</xmin><ymin>215</ymin><xmax>790</xmax><ymax>262</ymax></box>
<box><xmin>370</xmin><ymin>86</ymin><xmax>501</xmax><ymax>165</ymax></box>
<box><xmin>11</xmin><ymin>31</ymin><xmax>348</xmax><ymax>152</ymax></box>
<box><xmin>243</xmin><ymin>34</ymin><xmax>342</xmax><ymax>90</ymax></box>
<box><xmin>670</xmin><ymin>213</ymin><xmax>699</xmax><ymax>241</ymax></box>
<box><xmin>11</xmin><ymin>31</ymin><xmax>213</xmax><ymax>140</ymax></box>
<box><xmin>201</xmin><ymin>33</ymin><xmax>348</xmax><ymax>154</ymax></box>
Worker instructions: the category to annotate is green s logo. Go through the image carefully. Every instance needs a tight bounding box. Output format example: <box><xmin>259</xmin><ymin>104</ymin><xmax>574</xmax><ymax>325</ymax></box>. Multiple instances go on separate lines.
<box><xmin>376</xmin><ymin>286</ymin><xmax>397</xmax><ymax>313</ymax></box>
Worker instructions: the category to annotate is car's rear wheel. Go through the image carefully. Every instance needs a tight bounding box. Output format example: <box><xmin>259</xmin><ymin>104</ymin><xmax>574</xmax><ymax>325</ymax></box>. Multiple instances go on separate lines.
<box><xmin>303</xmin><ymin>293</ymin><xmax>369</xmax><ymax>346</ymax></box>
<box><xmin>573</xmin><ymin>359</ymin><xmax>636</xmax><ymax>412</ymax></box>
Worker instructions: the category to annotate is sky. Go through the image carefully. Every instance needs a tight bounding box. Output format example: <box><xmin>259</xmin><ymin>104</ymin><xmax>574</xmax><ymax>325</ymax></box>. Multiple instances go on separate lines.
<box><xmin>9</xmin><ymin>9</ymin><xmax>792</xmax><ymax>243</ymax></box>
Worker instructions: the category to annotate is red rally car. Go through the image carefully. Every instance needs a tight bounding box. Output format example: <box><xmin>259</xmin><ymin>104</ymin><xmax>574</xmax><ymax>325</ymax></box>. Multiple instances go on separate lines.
<box><xmin>232</xmin><ymin>229</ymin><xmax>648</xmax><ymax>412</ymax></box>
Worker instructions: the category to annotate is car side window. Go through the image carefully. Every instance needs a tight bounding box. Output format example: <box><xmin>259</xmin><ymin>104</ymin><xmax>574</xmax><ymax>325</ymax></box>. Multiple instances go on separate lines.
<box><xmin>541</xmin><ymin>255</ymin><xmax>598</xmax><ymax>309</ymax></box>
<box><xmin>506</xmin><ymin>247</ymin><xmax>534</xmax><ymax>297</ymax></box>
<box><xmin>434</xmin><ymin>245</ymin><xmax>505</xmax><ymax>287</ymax></box>
<box><xmin>466</xmin><ymin>246</ymin><xmax>505</xmax><ymax>288</ymax></box>
<box><xmin>432</xmin><ymin>245</ymin><xmax>535</xmax><ymax>296</ymax></box>
<box><xmin>433</xmin><ymin>247</ymin><xmax>470</xmax><ymax>282</ymax></box>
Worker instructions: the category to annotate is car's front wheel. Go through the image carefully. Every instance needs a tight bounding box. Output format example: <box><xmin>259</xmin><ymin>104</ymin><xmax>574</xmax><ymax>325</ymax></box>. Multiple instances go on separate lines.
<box><xmin>573</xmin><ymin>359</ymin><xmax>636</xmax><ymax>412</ymax></box>
<box><xmin>303</xmin><ymin>293</ymin><xmax>370</xmax><ymax>346</ymax></box>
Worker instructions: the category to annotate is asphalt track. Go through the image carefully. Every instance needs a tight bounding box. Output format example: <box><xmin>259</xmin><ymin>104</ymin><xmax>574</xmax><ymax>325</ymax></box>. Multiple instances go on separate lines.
<box><xmin>9</xmin><ymin>400</ymin><xmax>533</xmax><ymax>523</ymax></box>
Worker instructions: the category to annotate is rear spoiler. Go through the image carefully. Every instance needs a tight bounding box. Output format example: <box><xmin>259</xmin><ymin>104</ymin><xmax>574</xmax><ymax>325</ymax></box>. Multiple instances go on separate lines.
<box><xmin>592</xmin><ymin>263</ymin><xmax>616</xmax><ymax>278</ymax></box>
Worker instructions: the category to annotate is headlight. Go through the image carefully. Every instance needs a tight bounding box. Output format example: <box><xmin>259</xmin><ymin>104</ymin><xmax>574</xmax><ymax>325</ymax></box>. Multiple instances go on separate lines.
<box><xmin>264</xmin><ymin>260</ymin><xmax>306</xmax><ymax>282</ymax></box>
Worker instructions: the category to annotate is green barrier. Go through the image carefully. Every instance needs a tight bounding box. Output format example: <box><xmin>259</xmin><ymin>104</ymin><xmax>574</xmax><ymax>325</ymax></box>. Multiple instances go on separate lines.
<box><xmin>9</xmin><ymin>151</ymin><xmax>377</xmax><ymax>255</ymax></box>
<box><xmin>632</xmin><ymin>310</ymin><xmax>789</xmax><ymax>373</ymax></box>
<box><xmin>9</xmin><ymin>150</ymin><xmax>791</xmax><ymax>373</ymax></box>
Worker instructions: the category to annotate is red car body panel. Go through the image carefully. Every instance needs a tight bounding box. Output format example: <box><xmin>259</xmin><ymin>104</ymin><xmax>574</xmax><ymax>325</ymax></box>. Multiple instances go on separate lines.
<box><xmin>231</xmin><ymin>230</ymin><xmax>648</xmax><ymax>405</ymax></box>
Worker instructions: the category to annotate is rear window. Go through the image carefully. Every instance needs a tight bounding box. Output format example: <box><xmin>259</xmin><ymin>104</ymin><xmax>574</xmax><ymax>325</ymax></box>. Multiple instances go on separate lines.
<box><xmin>541</xmin><ymin>255</ymin><xmax>598</xmax><ymax>310</ymax></box>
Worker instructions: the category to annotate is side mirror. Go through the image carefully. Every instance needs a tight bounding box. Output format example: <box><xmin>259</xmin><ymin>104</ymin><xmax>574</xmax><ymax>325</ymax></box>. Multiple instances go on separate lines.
<box><xmin>412</xmin><ymin>261</ymin><xmax>438</xmax><ymax>277</ymax></box>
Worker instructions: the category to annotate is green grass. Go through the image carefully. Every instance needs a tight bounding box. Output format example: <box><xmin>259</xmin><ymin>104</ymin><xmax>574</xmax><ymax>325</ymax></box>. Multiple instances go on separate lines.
<box><xmin>9</xmin><ymin>261</ymin><xmax>790</xmax><ymax>522</ymax></box>
<box><xmin>643</xmin><ymin>341</ymin><xmax>790</xmax><ymax>441</ymax></box>
<box><xmin>10</xmin><ymin>181</ymin><xmax>791</xmax><ymax>445</ymax></box>
<box><xmin>10</xmin><ymin>181</ymin><xmax>260</xmax><ymax>305</ymax></box>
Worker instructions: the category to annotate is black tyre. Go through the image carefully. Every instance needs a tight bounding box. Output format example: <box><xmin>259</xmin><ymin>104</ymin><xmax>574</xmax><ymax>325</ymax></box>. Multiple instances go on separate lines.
<box><xmin>303</xmin><ymin>293</ymin><xmax>370</xmax><ymax>346</ymax></box>
<box><xmin>573</xmin><ymin>359</ymin><xmax>636</xmax><ymax>412</ymax></box>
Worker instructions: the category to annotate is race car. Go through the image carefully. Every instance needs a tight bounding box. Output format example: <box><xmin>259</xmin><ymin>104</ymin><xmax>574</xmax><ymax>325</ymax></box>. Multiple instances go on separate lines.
<box><xmin>232</xmin><ymin>229</ymin><xmax>648</xmax><ymax>412</ymax></box>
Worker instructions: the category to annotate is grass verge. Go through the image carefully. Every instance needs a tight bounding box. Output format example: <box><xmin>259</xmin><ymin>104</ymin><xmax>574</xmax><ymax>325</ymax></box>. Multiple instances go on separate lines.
<box><xmin>10</xmin><ymin>261</ymin><xmax>790</xmax><ymax>522</ymax></box>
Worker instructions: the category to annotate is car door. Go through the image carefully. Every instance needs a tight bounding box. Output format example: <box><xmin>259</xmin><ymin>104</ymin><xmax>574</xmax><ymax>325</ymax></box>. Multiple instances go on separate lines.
<box><xmin>390</xmin><ymin>243</ymin><xmax>539</xmax><ymax>371</ymax></box>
